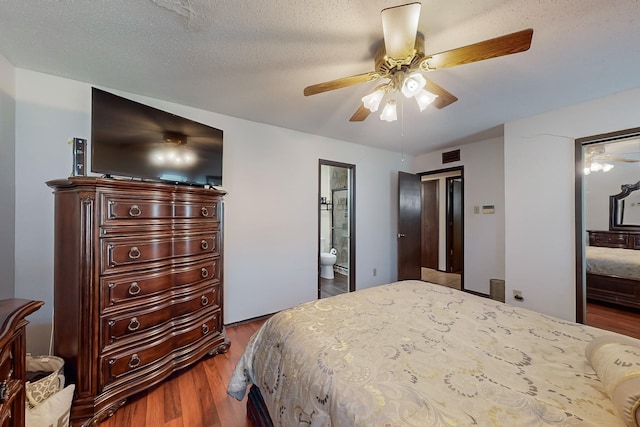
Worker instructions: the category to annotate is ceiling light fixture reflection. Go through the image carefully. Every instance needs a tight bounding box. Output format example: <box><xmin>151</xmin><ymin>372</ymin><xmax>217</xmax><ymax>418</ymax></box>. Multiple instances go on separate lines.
<box><xmin>583</xmin><ymin>161</ymin><xmax>614</xmax><ymax>175</ymax></box>
<box><xmin>151</xmin><ymin>148</ymin><xmax>196</xmax><ymax>167</ymax></box>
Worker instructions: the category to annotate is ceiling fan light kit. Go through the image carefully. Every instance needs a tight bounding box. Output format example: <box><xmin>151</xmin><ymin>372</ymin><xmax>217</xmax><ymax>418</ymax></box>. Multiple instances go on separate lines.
<box><xmin>380</xmin><ymin>100</ymin><xmax>398</xmax><ymax>122</ymax></box>
<box><xmin>361</xmin><ymin>88</ymin><xmax>385</xmax><ymax>112</ymax></box>
<box><xmin>360</xmin><ymin>71</ymin><xmax>438</xmax><ymax>121</ymax></box>
<box><xmin>415</xmin><ymin>88</ymin><xmax>438</xmax><ymax>111</ymax></box>
<box><xmin>303</xmin><ymin>2</ymin><xmax>534</xmax><ymax>124</ymax></box>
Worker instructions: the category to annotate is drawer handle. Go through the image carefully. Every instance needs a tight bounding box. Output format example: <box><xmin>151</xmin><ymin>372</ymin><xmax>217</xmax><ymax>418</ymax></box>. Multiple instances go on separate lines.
<box><xmin>201</xmin><ymin>240</ymin><xmax>209</xmax><ymax>250</ymax></box>
<box><xmin>202</xmin><ymin>324</ymin><xmax>209</xmax><ymax>335</ymax></box>
<box><xmin>201</xmin><ymin>268</ymin><xmax>209</xmax><ymax>278</ymax></box>
<box><xmin>128</xmin><ymin>354</ymin><xmax>141</xmax><ymax>369</ymax></box>
<box><xmin>128</xmin><ymin>246</ymin><xmax>141</xmax><ymax>260</ymax></box>
<box><xmin>128</xmin><ymin>317</ymin><xmax>140</xmax><ymax>332</ymax></box>
<box><xmin>128</xmin><ymin>282</ymin><xmax>141</xmax><ymax>296</ymax></box>
<box><xmin>201</xmin><ymin>295</ymin><xmax>209</xmax><ymax>306</ymax></box>
<box><xmin>201</xmin><ymin>206</ymin><xmax>209</xmax><ymax>217</ymax></box>
<box><xmin>128</xmin><ymin>205</ymin><xmax>142</xmax><ymax>217</ymax></box>
<box><xmin>0</xmin><ymin>380</ymin><xmax>8</xmax><ymax>403</ymax></box>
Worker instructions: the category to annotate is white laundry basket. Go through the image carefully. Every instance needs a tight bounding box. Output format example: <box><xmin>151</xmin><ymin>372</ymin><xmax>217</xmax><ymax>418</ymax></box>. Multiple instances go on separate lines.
<box><xmin>25</xmin><ymin>354</ymin><xmax>65</xmax><ymax>408</ymax></box>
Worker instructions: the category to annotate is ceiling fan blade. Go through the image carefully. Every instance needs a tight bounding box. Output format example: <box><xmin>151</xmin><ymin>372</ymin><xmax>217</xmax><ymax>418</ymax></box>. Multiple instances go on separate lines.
<box><xmin>381</xmin><ymin>2</ymin><xmax>421</xmax><ymax>60</ymax></box>
<box><xmin>349</xmin><ymin>104</ymin><xmax>372</xmax><ymax>122</ymax></box>
<box><xmin>609</xmin><ymin>157</ymin><xmax>640</xmax><ymax>163</ymax></box>
<box><xmin>424</xmin><ymin>79</ymin><xmax>458</xmax><ymax>109</ymax></box>
<box><xmin>423</xmin><ymin>28</ymin><xmax>533</xmax><ymax>70</ymax></box>
<box><xmin>304</xmin><ymin>72</ymin><xmax>381</xmax><ymax>96</ymax></box>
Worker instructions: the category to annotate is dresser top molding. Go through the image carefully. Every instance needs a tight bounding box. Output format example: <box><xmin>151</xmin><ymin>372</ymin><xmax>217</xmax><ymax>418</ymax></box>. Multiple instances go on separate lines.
<box><xmin>46</xmin><ymin>177</ymin><xmax>227</xmax><ymax>197</ymax></box>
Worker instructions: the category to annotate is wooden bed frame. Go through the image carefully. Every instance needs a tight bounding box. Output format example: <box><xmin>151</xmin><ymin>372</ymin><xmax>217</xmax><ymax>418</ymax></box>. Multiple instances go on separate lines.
<box><xmin>587</xmin><ymin>230</ymin><xmax>640</xmax><ymax>310</ymax></box>
<box><xmin>247</xmin><ymin>385</ymin><xmax>273</xmax><ymax>427</ymax></box>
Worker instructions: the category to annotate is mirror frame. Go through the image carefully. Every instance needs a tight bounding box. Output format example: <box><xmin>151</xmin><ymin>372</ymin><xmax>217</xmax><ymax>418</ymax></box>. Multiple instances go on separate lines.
<box><xmin>609</xmin><ymin>181</ymin><xmax>640</xmax><ymax>231</ymax></box>
<box><xmin>575</xmin><ymin>126</ymin><xmax>640</xmax><ymax>324</ymax></box>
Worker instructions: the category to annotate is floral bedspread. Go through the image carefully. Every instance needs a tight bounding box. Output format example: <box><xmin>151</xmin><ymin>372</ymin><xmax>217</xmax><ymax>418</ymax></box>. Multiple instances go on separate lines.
<box><xmin>228</xmin><ymin>280</ymin><xmax>627</xmax><ymax>426</ymax></box>
<box><xmin>586</xmin><ymin>245</ymin><xmax>640</xmax><ymax>280</ymax></box>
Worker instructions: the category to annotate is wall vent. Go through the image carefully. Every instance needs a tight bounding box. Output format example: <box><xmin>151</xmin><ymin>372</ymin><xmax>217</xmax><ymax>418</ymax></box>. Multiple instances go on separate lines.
<box><xmin>442</xmin><ymin>149</ymin><xmax>461</xmax><ymax>164</ymax></box>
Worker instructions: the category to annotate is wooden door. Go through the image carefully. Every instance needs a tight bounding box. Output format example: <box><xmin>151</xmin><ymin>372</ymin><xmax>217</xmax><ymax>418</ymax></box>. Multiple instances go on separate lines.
<box><xmin>421</xmin><ymin>180</ymin><xmax>439</xmax><ymax>269</ymax></box>
<box><xmin>398</xmin><ymin>172</ymin><xmax>421</xmax><ymax>280</ymax></box>
<box><xmin>446</xmin><ymin>177</ymin><xmax>463</xmax><ymax>273</ymax></box>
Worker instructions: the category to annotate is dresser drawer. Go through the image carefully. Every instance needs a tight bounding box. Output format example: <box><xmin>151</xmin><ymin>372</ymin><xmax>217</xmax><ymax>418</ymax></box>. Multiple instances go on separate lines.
<box><xmin>0</xmin><ymin>380</ymin><xmax>20</xmax><ymax>426</ymax></box>
<box><xmin>100</xmin><ymin>310</ymin><xmax>221</xmax><ymax>388</ymax></box>
<box><xmin>101</xmin><ymin>258</ymin><xmax>219</xmax><ymax>311</ymax></box>
<box><xmin>588</xmin><ymin>232</ymin><xmax>628</xmax><ymax>248</ymax></box>
<box><xmin>100</xmin><ymin>192</ymin><xmax>220</xmax><ymax>225</ymax></box>
<box><xmin>0</xmin><ymin>345</ymin><xmax>13</xmax><ymax>382</ymax></box>
<box><xmin>101</xmin><ymin>287</ymin><xmax>219</xmax><ymax>349</ymax></box>
<box><xmin>101</xmin><ymin>231</ymin><xmax>220</xmax><ymax>274</ymax></box>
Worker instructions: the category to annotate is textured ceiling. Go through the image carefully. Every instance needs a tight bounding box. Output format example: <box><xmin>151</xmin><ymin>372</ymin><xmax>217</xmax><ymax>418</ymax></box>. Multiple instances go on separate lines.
<box><xmin>1</xmin><ymin>0</ymin><xmax>639</xmax><ymax>155</ymax></box>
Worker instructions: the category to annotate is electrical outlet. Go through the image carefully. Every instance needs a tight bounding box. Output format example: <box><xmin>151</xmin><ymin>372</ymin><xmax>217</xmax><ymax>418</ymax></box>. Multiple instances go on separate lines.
<box><xmin>373</xmin><ymin>268</ymin><xmax>377</xmax><ymax>277</ymax></box>
<box><xmin>513</xmin><ymin>290</ymin><xmax>524</xmax><ymax>301</ymax></box>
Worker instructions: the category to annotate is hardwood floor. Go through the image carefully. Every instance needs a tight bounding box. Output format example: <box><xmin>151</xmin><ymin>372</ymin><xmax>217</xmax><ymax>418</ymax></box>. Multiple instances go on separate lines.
<box><xmin>586</xmin><ymin>300</ymin><xmax>640</xmax><ymax>339</ymax></box>
<box><xmin>421</xmin><ymin>268</ymin><xmax>461</xmax><ymax>290</ymax></box>
<box><xmin>95</xmin><ymin>299</ymin><xmax>639</xmax><ymax>426</ymax></box>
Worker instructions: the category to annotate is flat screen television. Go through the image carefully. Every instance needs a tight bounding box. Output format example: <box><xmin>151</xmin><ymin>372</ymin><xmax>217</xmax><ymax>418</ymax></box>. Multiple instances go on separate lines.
<box><xmin>91</xmin><ymin>87</ymin><xmax>223</xmax><ymax>186</ymax></box>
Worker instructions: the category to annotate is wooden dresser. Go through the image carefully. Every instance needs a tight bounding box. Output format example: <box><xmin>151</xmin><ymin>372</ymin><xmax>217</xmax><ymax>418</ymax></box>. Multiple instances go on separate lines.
<box><xmin>0</xmin><ymin>299</ymin><xmax>43</xmax><ymax>427</ymax></box>
<box><xmin>47</xmin><ymin>177</ymin><xmax>229</xmax><ymax>426</ymax></box>
<box><xmin>587</xmin><ymin>230</ymin><xmax>640</xmax><ymax>249</ymax></box>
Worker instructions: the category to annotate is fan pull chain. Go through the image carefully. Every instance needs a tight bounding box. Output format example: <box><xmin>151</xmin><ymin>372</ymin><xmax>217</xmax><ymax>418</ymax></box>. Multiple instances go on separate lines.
<box><xmin>401</xmin><ymin>99</ymin><xmax>404</xmax><ymax>137</ymax></box>
<box><xmin>400</xmin><ymin>98</ymin><xmax>405</xmax><ymax>161</ymax></box>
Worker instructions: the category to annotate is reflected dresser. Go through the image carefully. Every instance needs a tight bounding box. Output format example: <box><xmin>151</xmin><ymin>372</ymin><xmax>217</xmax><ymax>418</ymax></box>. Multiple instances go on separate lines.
<box><xmin>0</xmin><ymin>299</ymin><xmax>43</xmax><ymax>427</ymax></box>
<box><xmin>47</xmin><ymin>177</ymin><xmax>228</xmax><ymax>426</ymax></box>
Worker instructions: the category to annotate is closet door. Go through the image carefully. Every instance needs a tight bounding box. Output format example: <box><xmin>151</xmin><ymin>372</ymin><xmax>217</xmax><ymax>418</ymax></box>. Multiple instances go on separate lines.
<box><xmin>421</xmin><ymin>180</ymin><xmax>439</xmax><ymax>269</ymax></box>
<box><xmin>398</xmin><ymin>172</ymin><xmax>421</xmax><ymax>280</ymax></box>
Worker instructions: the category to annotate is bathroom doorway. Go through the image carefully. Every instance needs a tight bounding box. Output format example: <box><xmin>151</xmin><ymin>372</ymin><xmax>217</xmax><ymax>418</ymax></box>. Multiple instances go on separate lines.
<box><xmin>319</xmin><ymin>160</ymin><xmax>355</xmax><ymax>299</ymax></box>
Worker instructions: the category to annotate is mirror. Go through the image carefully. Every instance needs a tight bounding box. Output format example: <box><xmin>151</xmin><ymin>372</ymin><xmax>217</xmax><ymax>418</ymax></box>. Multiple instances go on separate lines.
<box><xmin>610</xmin><ymin>181</ymin><xmax>640</xmax><ymax>231</ymax></box>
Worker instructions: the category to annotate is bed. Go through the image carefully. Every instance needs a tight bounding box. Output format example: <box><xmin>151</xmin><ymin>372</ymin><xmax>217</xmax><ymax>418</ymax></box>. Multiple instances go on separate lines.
<box><xmin>586</xmin><ymin>231</ymin><xmax>640</xmax><ymax>309</ymax></box>
<box><xmin>228</xmin><ymin>280</ymin><xmax>640</xmax><ymax>427</ymax></box>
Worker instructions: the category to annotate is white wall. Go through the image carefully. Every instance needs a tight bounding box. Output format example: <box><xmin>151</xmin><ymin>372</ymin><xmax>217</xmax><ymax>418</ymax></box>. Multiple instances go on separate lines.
<box><xmin>413</xmin><ymin>137</ymin><xmax>505</xmax><ymax>295</ymax></box>
<box><xmin>0</xmin><ymin>53</ymin><xmax>15</xmax><ymax>300</ymax></box>
<box><xmin>14</xmin><ymin>70</ymin><xmax>91</xmax><ymax>353</ymax></box>
<box><xmin>13</xmin><ymin>68</ymin><xmax>410</xmax><ymax>353</ymax></box>
<box><xmin>504</xmin><ymin>88</ymin><xmax>640</xmax><ymax>321</ymax></box>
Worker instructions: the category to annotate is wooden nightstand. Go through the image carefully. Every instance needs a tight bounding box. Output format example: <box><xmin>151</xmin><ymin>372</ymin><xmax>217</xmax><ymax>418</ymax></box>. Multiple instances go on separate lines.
<box><xmin>0</xmin><ymin>299</ymin><xmax>43</xmax><ymax>427</ymax></box>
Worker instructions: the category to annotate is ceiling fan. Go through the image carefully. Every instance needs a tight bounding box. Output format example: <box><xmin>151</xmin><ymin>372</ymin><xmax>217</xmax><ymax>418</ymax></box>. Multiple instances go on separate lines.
<box><xmin>584</xmin><ymin>145</ymin><xmax>640</xmax><ymax>174</ymax></box>
<box><xmin>303</xmin><ymin>2</ymin><xmax>534</xmax><ymax>122</ymax></box>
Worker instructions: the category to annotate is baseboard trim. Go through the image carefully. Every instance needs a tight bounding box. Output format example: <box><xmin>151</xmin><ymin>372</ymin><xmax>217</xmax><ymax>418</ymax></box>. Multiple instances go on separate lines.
<box><xmin>463</xmin><ymin>289</ymin><xmax>490</xmax><ymax>299</ymax></box>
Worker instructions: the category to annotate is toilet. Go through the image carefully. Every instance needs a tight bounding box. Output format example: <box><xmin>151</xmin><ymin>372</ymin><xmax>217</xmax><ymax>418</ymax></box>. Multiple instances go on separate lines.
<box><xmin>319</xmin><ymin>238</ymin><xmax>337</xmax><ymax>279</ymax></box>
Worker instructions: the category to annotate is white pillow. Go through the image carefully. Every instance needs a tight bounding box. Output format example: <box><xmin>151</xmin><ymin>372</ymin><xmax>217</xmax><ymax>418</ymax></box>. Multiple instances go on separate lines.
<box><xmin>586</xmin><ymin>335</ymin><xmax>640</xmax><ymax>427</ymax></box>
<box><xmin>26</xmin><ymin>384</ymin><xmax>75</xmax><ymax>427</ymax></box>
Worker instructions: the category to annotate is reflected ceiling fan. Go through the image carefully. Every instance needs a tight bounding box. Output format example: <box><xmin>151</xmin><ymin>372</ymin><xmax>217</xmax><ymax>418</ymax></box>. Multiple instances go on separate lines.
<box><xmin>584</xmin><ymin>145</ymin><xmax>640</xmax><ymax>174</ymax></box>
<box><xmin>303</xmin><ymin>2</ymin><xmax>534</xmax><ymax>122</ymax></box>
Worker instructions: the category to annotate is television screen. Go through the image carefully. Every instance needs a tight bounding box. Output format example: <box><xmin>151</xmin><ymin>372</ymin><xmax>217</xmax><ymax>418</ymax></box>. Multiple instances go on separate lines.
<box><xmin>91</xmin><ymin>88</ymin><xmax>223</xmax><ymax>186</ymax></box>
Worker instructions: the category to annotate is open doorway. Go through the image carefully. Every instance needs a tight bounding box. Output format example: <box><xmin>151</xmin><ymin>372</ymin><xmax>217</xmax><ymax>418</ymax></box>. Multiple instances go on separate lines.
<box><xmin>398</xmin><ymin>168</ymin><xmax>463</xmax><ymax>290</ymax></box>
<box><xmin>319</xmin><ymin>160</ymin><xmax>355</xmax><ymax>298</ymax></box>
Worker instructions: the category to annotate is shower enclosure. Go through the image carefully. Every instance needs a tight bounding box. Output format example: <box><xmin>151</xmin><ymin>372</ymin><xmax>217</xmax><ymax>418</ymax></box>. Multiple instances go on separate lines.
<box><xmin>331</xmin><ymin>187</ymin><xmax>349</xmax><ymax>276</ymax></box>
